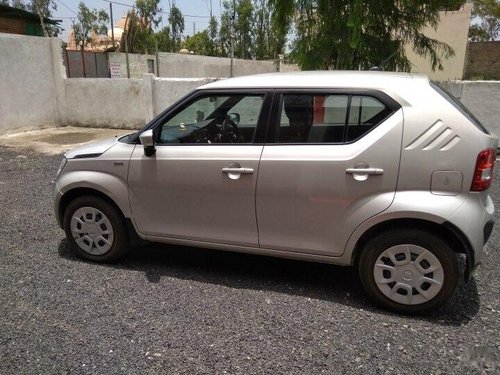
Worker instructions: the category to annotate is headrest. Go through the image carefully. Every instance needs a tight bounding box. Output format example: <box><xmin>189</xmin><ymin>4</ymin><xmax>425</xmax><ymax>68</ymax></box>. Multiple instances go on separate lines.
<box><xmin>284</xmin><ymin>95</ymin><xmax>313</xmax><ymax>120</ymax></box>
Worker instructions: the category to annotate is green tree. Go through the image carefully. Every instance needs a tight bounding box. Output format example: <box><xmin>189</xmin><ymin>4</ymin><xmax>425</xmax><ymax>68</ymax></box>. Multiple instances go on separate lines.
<box><xmin>254</xmin><ymin>0</ymin><xmax>270</xmax><ymax>59</ymax></box>
<box><xmin>235</xmin><ymin>0</ymin><xmax>255</xmax><ymax>59</ymax></box>
<box><xmin>132</xmin><ymin>28</ymin><xmax>157</xmax><ymax>54</ymax></box>
<box><xmin>270</xmin><ymin>0</ymin><xmax>464</xmax><ymax>71</ymax></box>
<box><xmin>218</xmin><ymin>5</ymin><xmax>231</xmax><ymax>57</ymax></box>
<box><xmin>253</xmin><ymin>0</ymin><xmax>286</xmax><ymax>60</ymax></box>
<box><xmin>135</xmin><ymin>0</ymin><xmax>162</xmax><ymax>30</ymax></box>
<box><xmin>30</xmin><ymin>0</ymin><xmax>58</xmax><ymax>37</ymax></box>
<box><xmin>168</xmin><ymin>4</ymin><xmax>185</xmax><ymax>52</ymax></box>
<box><xmin>72</xmin><ymin>2</ymin><xmax>109</xmax><ymax>51</ymax></box>
<box><xmin>469</xmin><ymin>24</ymin><xmax>490</xmax><ymax>41</ymax></box>
<box><xmin>220</xmin><ymin>0</ymin><xmax>256</xmax><ymax>59</ymax></box>
<box><xmin>186</xmin><ymin>17</ymin><xmax>219</xmax><ymax>56</ymax></box>
<box><xmin>2</xmin><ymin>0</ymin><xmax>28</xmax><ymax>10</ymax></box>
<box><xmin>121</xmin><ymin>11</ymin><xmax>156</xmax><ymax>54</ymax></box>
<box><xmin>184</xmin><ymin>30</ymin><xmax>212</xmax><ymax>55</ymax></box>
<box><xmin>469</xmin><ymin>0</ymin><xmax>500</xmax><ymax>41</ymax></box>
<box><xmin>121</xmin><ymin>0</ymin><xmax>162</xmax><ymax>55</ymax></box>
<box><xmin>207</xmin><ymin>15</ymin><xmax>219</xmax><ymax>56</ymax></box>
<box><xmin>156</xmin><ymin>26</ymin><xmax>172</xmax><ymax>52</ymax></box>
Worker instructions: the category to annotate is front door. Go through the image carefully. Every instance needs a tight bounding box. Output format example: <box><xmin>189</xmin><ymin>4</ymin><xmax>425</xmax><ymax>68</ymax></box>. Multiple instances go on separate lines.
<box><xmin>256</xmin><ymin>92</ymin><xmax>404</xmax><ymax>256</ymax></box>
<box><xmin>128</xmin><ymin>92</ymin><xmax>269</xmax><ymax>246</ymax></box>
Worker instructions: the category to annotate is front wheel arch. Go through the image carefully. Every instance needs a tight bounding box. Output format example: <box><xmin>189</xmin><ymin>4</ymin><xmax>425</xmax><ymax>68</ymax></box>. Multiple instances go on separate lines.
<box><xmin>63</xmin><ymin>194</ymin><xmax>130</xmax><ymax>262</ymax></box>
<box><xmin>59</xmin><ymin>187</ymin><xmax>126</xmax><ymax>228</ymax></box>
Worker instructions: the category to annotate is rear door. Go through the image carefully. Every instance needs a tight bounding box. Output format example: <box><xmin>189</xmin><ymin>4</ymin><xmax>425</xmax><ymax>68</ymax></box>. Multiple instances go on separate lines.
<box><xmin>256</xmin><ymin>90</ymin><xmax>403</xmax><ymax>256</ymax></box>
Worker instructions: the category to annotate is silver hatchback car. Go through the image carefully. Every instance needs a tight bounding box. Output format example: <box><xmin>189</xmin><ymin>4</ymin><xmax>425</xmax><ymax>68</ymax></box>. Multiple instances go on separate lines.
<box><xmin>53</xmin><ymin>71</ymin><xmax>497</xmax><ymax>313</ymax></box>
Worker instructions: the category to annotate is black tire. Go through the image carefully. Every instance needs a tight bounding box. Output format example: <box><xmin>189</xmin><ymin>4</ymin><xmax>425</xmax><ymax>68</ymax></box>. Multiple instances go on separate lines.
<box><xmin>358</xmin><ymin>229</ymin><xmax>459</xmax><ymax>314</ymax></box>
<box><xmin>63</xmin><ymin>195</ymin><xmax>130</xmax><ymax>262</ymax></box>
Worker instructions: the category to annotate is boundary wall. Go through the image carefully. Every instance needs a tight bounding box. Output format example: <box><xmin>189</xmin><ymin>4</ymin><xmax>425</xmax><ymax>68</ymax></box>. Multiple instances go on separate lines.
<box><xmin>0</xmin><ymin>34</ymin><xmax>213</xmax><ymax>131</ymax></box>
<box><xmin>1</xmin><ymin>34</ymin><xmax>498</xmax><ymax>136</ymax></box>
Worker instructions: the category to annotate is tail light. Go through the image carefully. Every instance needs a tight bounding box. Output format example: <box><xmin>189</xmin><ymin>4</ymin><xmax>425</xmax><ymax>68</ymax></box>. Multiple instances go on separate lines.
<box><xmin>471</xmin><ymin>148</ymin><xmax>496</xmax><ymax>191</ymax></box>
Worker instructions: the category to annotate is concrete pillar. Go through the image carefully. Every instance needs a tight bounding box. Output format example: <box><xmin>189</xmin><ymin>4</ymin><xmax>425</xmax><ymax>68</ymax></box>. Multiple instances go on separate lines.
<box><xmin>143</xmin><ymin>73</ymin><xmax>155</xmax><ymax>124</ymax></box>
<box><xmin>50</xmin><ymin>37</ymin><xmax>67</xmax><ymax>126</ymax></box>
<box><xmin>277</xmin><ymin>54</ymin><xmax>284</xmax><ymax>72</ymax></box>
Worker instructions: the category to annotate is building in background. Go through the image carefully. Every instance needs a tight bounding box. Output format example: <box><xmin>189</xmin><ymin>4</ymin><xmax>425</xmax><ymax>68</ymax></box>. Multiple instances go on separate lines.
<box><xmin>66</xmin><ymin>15</ymin><xmax>127</xmax><ymax>52</ymax></box>
<box><xmin>464</xmin><ymin>41</ymin><xmax>500</xmax><ymax>80</ymax></box>
<box><xmin>405</xmin><ymin>3</ymin><xmax>472</xmax><ymax>80</ymax></box>
<box><xmin>0</xmin><ymin>4</ymin><xmax>60</xmax><ymax>37</ymax></box>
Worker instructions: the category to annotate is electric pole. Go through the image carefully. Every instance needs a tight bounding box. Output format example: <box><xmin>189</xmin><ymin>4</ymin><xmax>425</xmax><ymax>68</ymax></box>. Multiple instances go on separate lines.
<box><xmin>109</xmin><ymin>2</ymin><xmax>115</xmax><ymax>49</ymax></box>
<box><xmin>230</xmin><ymin>0</ymin><xmax>235</xmax><ymax>77</ymax></box>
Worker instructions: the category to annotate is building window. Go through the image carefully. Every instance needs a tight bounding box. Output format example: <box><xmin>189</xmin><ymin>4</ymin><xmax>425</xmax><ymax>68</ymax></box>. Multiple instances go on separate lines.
<box><xmin>147</xmin><ymin>59</ymin><xmax>155</xmax><ymax>74</ymax></box>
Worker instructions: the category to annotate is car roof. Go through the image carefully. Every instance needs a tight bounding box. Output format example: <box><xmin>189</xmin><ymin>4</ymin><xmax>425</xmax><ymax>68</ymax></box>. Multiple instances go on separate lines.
<box><xmin>199</xmin><ymin>71</ymin><xmax>429</xmax><ymax>91</ymax></box>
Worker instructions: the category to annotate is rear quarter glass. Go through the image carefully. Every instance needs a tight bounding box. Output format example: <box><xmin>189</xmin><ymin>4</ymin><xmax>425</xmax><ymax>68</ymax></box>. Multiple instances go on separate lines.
<box><xmin>431</xmin><ymin>82</ymin><xmax>489</xmax><ymax>134</ymax></box>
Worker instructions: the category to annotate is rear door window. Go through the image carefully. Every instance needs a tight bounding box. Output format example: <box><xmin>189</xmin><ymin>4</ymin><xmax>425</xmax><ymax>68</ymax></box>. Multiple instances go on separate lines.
<box><xmin>347</xmin><ymin>96</ymin><xmax>392</xmax><ymax>142</ymax></box>
<box><xmin>276</xmin><ymin>93</ymin><xmax>394</xmax><ymax>143</ymax></box>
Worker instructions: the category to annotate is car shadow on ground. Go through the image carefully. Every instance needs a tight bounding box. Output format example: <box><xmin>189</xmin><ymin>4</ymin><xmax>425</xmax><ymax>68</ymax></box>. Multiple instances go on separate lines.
<box><xmin>58</xmin><ymin>239</ymin><xmax>479</xmax><ymax>325</ymax></box>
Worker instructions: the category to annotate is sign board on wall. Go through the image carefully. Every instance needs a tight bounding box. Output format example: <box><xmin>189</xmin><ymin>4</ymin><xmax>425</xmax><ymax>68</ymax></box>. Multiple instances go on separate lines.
<box><xmin>110</xmin><ymin>62</ymin><xmax>121</xmax><ymax>78</ymax></box>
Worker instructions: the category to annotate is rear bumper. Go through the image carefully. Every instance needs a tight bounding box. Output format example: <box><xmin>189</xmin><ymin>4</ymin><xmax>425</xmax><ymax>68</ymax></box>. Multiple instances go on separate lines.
<box><xmin>446</xmin><ymin>193</ymin><xmax>495</xmax><ymax>273</ymax></box>
<box><xmin>473</xmin><ymin>219</ymin><xmax>494</xmax><ymax>274</ymax></box>
<box><xmin>484</xmin><ymin>220</ymin><xmax>494</xmax><ymax>245</ymax></box>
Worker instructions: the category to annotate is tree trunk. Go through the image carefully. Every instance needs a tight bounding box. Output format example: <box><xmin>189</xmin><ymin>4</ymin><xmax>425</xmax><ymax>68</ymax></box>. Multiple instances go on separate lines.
<box><xmin>35</xmin><ymin>7</ymin><xmax>49</xmax><ymax>37</ymax></box>
<box><xmin>81</xmin><ymin>45</ymin><xmax>87</xmax><ymax>78</ymax></box>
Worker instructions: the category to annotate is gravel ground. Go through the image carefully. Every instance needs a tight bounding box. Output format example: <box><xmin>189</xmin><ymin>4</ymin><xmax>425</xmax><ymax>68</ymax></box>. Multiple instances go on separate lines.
<box><xmin>0</xmin><ymin>146</ymin><xmax>499</xmax><ymax>374</ymax></box>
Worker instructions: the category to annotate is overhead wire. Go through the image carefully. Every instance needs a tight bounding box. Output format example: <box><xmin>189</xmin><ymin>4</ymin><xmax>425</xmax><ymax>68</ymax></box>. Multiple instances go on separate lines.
<box><xmin>54</xmin><ymin>0</ymin><xmax>77</xmax><ymax>15</ymax></box>
<box><xmin>55</xmin><ymin>0</ymin><xmax>217</xmax><ymax>39</ymax></box>
<box><xmin>101</xmin><ymin>0</ymin><xmax>218</xmax><ymax>18</ymax></box>
<box><xmin>102</xmin><ymin>0</ymin><xmax>134</xmax><ymax>8</ymax></box>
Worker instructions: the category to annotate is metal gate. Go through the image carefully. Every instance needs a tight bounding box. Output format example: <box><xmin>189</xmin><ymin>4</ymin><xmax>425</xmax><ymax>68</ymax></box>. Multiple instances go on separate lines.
<box><xmin>63</xmin><ymin>50</ymin><xmax>110</xmax><ymax>78</ymax></box>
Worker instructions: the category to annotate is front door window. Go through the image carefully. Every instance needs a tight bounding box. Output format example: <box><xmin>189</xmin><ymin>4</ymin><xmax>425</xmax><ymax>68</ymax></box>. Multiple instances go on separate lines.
<box><xmin>158</xmin><ymin>94</ymin><xmax>264</xmax><ymax>144</ymax></box>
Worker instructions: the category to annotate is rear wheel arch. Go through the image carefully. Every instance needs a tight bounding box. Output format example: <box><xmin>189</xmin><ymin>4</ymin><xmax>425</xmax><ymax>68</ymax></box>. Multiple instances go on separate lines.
<box><xmin>352</xmin><ymin>218</ymin><xmax>474</xmax><ymax>277</ymax></box>
<box><xmin>358</xmin><ymin>228</ymin><xmax>459</xmax><ymax>313</ymax></box>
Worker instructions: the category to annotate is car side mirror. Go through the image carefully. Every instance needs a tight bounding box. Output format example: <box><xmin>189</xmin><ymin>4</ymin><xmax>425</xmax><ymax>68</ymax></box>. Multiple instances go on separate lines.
<box><xmin>228</xmin><ymin>112</ymin><xmax>240</xmax><ymax>125</ymax></box>
<box><xmin>139</xmin><ymin>129</ymin><xmax>156</xmax><ymax>157</ymax></box>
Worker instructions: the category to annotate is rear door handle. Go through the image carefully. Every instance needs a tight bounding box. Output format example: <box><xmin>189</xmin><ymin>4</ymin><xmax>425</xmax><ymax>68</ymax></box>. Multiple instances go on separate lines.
<box><xmin>221</xmin><ymin>167</ymin><xmax>254</xmax><ymax>174</ymax></box>
<box><xmin>345</xmin><ymin>168</ymin><xmax>384</xmax><ymax>175</ymax></box>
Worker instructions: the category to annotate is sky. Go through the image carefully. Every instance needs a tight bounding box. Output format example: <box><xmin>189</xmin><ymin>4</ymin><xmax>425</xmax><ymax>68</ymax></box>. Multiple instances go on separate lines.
<box><xmin>53</xmin><ymin>0</ymin><xmax>223</xmax><ymax>42</ymax></box>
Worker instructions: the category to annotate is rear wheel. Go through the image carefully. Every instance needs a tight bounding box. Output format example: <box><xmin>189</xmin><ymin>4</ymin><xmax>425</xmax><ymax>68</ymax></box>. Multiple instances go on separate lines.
<box><xmin>63</xmin><ymin>196</ymin><xmax>129</xmax><ymax>262</ymax></box>
<box><xmin>358</xmin><ymin>229</ymin><xmax>459</xmax><ymax>314</ymax></box>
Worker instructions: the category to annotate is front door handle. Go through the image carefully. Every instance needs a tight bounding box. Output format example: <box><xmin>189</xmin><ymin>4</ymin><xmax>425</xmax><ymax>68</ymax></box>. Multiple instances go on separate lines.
<box><xmin>221</xmin><ymin>167</ymin><xmax>254</xmax><ymax>174</ymax></box>
<box><xmin>345</xmin><ymin>168</ymin><xmax>384</xmax><ymax>175</ymax></box>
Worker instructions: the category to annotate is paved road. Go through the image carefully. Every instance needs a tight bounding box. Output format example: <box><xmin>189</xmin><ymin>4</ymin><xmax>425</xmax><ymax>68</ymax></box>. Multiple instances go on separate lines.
<box><xmin>0</xmin><ymin>147</ymin><xmax>499</xmax><ymax>374</ymax></box>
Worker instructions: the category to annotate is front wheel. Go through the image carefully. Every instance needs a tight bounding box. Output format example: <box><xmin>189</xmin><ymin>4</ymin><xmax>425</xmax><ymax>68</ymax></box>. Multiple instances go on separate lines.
<box><xmin>63</xmin><ymin>196</ymin><xmax>129</xmax><ymax>262</ymax></box>
<box><xmin>358</xmin><ymin>229</ymin><xmax>459</xmax><ymax>314</ymax></box>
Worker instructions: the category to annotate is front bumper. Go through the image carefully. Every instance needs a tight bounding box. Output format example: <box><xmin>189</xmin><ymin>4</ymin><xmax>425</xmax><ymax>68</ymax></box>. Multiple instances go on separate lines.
<box><xmin>52</xmin><ymin>180</ymin><xmax>64</xmax><ymax>228</ymax></box>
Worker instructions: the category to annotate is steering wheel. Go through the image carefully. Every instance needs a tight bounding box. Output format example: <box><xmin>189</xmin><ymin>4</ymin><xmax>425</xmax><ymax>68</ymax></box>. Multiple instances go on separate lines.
<box><xmin>221</xmin><ymin>116</ymin><xmax>244</xmax><ymax>143</ymax></box>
